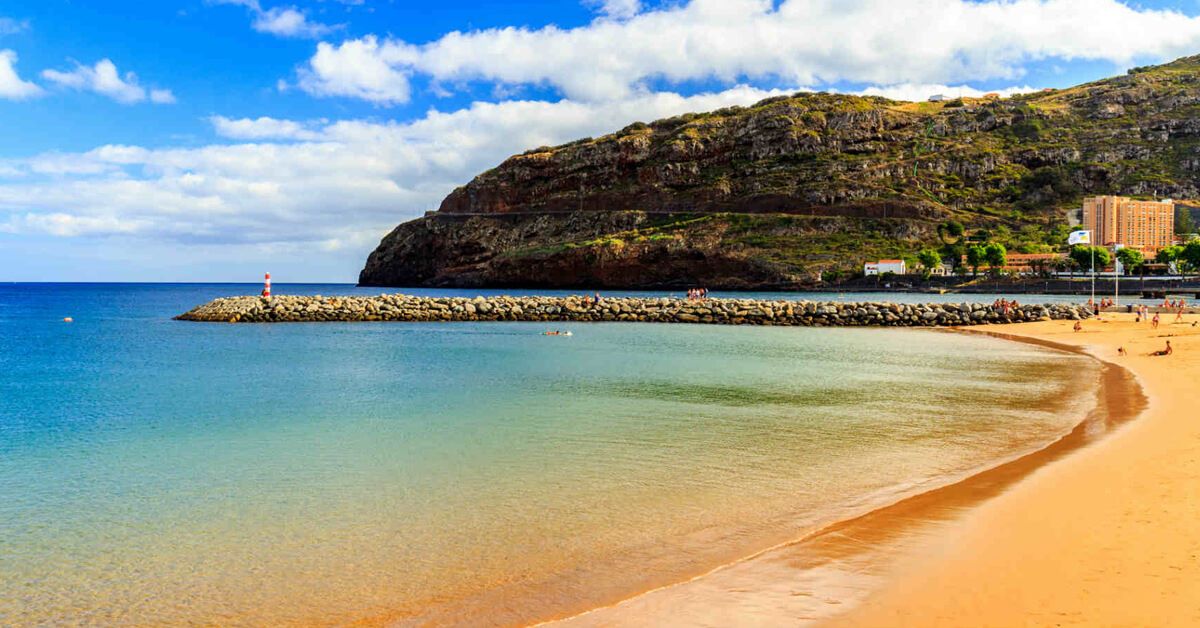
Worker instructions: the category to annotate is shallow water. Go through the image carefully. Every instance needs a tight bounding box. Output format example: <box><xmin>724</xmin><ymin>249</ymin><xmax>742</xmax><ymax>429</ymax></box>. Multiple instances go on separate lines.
<box><xmin>0</xmin><ymin>284</ymin><xmax>1098</xmax><ymax>626</ymax></box>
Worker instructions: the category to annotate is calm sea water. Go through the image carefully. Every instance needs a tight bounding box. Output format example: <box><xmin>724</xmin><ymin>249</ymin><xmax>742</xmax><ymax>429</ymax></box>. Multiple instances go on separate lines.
<box><xmin>1</xmin><ymin>284</ymin><xmax>1099</xmax><ymax>626</ymax></box>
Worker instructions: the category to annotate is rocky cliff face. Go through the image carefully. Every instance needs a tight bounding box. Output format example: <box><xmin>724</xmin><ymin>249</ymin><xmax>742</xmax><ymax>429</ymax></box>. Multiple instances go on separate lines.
<box><xmin>361</xmin><ymin>55</ymin><xmax>1200</xmax><ymax>289</ymax></box>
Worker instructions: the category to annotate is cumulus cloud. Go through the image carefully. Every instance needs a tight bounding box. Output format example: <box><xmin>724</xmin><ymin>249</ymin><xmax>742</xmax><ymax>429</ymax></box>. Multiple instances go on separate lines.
<box><xmin>42</xmin><ymin>59</ymin><xmax>174</xmax><ymax>105</ymax></box>
<box><xmin>297</xmin><ymin>36</ymin><xmax>413</xmax><ymax>104</ymax></box>
<box><xmin>297</xmin><ymin>0</ymin><xmax>1200</xmax><ymax>104</ymax></box>
<box><xmin>253</xmin><ymin>6</ymin><xmax>335</xmax><ymax>38</ymax></box>
<box><xmin>0</xmin><ymin>49</ymin><xmax>42</xmax><ymax>100</ymax></box>
<box><xmin>0</xmin><ymin>86</ymin><xmax>789</xmax><ymax>258</ymax></box>
<box><xmin>212</xmin><ymin>0</ymin><xmax>338</xmax><ymax>39</ymax></box>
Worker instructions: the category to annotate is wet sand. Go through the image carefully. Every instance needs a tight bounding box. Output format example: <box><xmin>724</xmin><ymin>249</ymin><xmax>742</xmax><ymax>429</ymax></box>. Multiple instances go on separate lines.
<box><xmin>552</xmin><ymin>317</ymin><xmax>1180</xmax><ymax>624</ymax></box>
<box><xmin>826</xmin><ymin>313</ymin><xmax>1200</xmax><ymax>627</ymax></box>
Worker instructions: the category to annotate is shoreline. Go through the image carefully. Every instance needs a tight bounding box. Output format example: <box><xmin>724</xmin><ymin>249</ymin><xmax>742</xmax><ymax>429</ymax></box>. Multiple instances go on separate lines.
<box><xmin>538</xmin><ymin>329</ymin><xmax>1146</xmax><ymax>626</ymax></box>
<box><xmin>821</xmin><ymin>314</ymin><xmax>1200</xmax><ymax>626</ymax></box>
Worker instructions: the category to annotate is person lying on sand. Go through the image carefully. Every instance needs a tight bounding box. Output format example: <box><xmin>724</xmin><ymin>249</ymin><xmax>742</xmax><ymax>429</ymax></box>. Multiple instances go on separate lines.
<box><xmin>1150</xmin><ymin>340</ymin><xmax>1173</xmax><ymax>357</ymax></box>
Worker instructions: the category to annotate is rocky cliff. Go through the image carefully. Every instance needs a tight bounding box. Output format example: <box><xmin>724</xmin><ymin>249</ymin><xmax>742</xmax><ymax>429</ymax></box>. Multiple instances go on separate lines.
<box><xmin>361</xmin><ymin>55</ymin><xmax>1200</xmax><ymax>289</ymax></box>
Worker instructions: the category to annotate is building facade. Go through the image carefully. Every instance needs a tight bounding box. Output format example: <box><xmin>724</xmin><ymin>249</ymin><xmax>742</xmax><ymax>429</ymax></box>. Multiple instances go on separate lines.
<box><xmin>864</xmin><ymin>259</ymin><xmax>907</xmax><ymax>276</ymax></box>
<box><xmin>1081</xmin><ymin>196</ymin><xmax>1175</xmax><ymax>251</ymax></box>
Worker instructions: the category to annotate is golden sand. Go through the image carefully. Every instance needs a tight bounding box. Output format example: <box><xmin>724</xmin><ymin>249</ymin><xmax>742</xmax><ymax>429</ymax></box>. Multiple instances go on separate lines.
<box><xmin>555</xmin><ymin>313</ymin><xmax>1199</xmax><ymax>627</ymax></box>
<box><xmin>829</xmin><ymin>313</ymin><xmax>1200</xmax><ymax>627</ymax></box>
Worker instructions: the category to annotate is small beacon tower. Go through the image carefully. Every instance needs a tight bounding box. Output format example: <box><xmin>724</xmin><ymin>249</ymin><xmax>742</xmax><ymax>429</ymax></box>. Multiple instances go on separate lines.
<box><xmin>262</xmin><ymin>272</ymin><xmax>272</xmax><ymax>298</ymax></box>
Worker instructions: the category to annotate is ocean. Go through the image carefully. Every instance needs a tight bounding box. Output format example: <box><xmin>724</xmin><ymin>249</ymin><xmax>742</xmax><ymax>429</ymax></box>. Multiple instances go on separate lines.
<box><xmin>0</xmin><ymin>283</ymin><xmax>1100</xmax><ymax>625</ymax></box>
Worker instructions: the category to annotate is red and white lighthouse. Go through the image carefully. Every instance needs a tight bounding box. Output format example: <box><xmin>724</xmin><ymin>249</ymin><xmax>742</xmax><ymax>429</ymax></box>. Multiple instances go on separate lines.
<box><xmin>262</xmin><ymin>272</ymin><xmax>272</xmax><ymax>298</ymax></box>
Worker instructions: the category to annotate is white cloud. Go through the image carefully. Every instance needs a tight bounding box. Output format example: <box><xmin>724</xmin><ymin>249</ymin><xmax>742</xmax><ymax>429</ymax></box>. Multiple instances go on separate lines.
<box><xmin>210</xmin><ymin>115</ymin><xmax>323</xmax><ymax>140</ymax></box>
<box><xmin>298</xmin><ymin>0</ymin><xmax>1200</xmax><ymax>104</ymax></box>
<box><xmin>150</xmin><ymin>88</ymin><xmax>177</xmax><ymax>104</ymax></box>
<box><xmin>586</xmin><ymin>0</ymin><xmax>641</xmax><ymax>19</ymax></box>
<box><xmin>42</xmin><ymin>59</ymin><xmax>174</xmax><ymax>105</ymax></box>
<box><xmin>855</xmin><ymin>83</ymin><xmax>1038</xmax><ymax>102</ymax></box>
<box><xmin>298</xmin><ymin>36</ymin><xmax>413</xmax><ymax>104</ymax></box>
<box><xmin>212</xmin><ymin>0</ymin><xmax>337</xmax><ymax>39</ymax></box>
<box><xmin>0</xmin><ymin>49</ymin><xmax>42</xmax><ymax>100</ymax></box>
<box><xmin>253</xmin><ymin>6</ymin><xmax>335</xmax><ymax>38</ymax></box>
<box><xmin>0</xmin><ymin>86</ymin><xmax>787</xmax><ymax>257</ymax></box>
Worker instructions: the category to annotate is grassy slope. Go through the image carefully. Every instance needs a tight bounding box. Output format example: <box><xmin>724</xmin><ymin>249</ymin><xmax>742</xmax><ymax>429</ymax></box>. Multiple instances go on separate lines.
<box><xmin>457</xmin><ymin>56</ymin><xmax>1200</xmax><ymax>280</ymax></box>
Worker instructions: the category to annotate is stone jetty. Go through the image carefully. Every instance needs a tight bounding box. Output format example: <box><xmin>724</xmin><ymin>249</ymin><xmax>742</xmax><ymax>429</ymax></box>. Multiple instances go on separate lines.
<box><xmin>175</xmin><ymin>294</ymin><xmax>1092</xmax><ymax>326</ymax></box>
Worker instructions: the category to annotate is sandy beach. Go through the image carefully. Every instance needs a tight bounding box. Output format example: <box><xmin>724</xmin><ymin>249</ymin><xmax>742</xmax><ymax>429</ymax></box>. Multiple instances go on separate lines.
<box><xmin>554</xmin><ymin>312</ymin><xmax>1199</xmax><ymax>627</ymax></box>
<box><xmin>826</xmin><ymin>313</ymin><xmax>1200</xmax><ymax>627</ymax></box>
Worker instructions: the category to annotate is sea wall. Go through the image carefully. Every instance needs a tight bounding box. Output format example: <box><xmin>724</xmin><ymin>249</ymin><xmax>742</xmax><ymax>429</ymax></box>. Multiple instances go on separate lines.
<box><xmin>175</xmin><ymin>295</ymin><xmax>1092</xmax><ymax>326</ymax></box>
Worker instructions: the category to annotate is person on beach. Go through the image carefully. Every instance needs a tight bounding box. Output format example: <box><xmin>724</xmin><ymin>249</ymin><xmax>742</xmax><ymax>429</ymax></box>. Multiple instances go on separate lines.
<box><xmin>1074</xmin><ymin>321</ymin><xmax>1083</xmax><ymax>332</ymax></box>
<box><xmin>1176</xmin><ymin>307</ymin><xmax>1185</xmax><ymax>324</ymax></box>
<box><xmin>1151</xmin><ymin>340</ymin><xmax>1173</xmax><ymax>356</ymax></box>
<box><xmin>1119</xmin><ymin>346</ymin><xmax>1127</xmax><ymax>356</ymax></box>
<box><xmin>1152</xmin><ymin>313</ymin><xmax>1161</xmax><ymax>329</ymax></box>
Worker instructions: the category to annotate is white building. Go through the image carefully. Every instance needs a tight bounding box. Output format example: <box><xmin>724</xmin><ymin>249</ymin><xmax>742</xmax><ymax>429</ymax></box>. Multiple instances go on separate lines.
<box><xmin>928</xmin><ymin>263</ymin><xmax>953</xmax><ymax>277</ymax></box>
<box><xmin>864</xmin><ymin>259</ymin><xmax>907</xmax><ymax>276</ymax></box>
<box><xmin>928</xmin><ymin>94</ymin><xmax>947</xmax><ymax>102</ymax></box>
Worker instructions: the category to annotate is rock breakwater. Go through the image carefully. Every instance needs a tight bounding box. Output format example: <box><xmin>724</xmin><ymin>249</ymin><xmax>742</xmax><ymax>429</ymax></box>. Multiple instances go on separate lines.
<box><xmin>176</xmin><ymin>295</ymin><xmax>1092</xmax><ymax>326</ymax></box>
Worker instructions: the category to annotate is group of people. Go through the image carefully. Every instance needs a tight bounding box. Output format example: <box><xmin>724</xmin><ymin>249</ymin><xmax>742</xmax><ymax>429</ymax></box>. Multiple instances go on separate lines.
<box><xmin>687</xmin><ymin>287</ymin><xmax>710</xmax><ymax>301</ymax></box>
<box><xmin>1087</xmin><ymin>297</ymin><xmax>1116</xmax><ymax>317</ymax></box>
<box><xmin>1132</xmin><ymin>304</ymin><xmax>1154</xmax><ymax>325</ymax></box>
<box><xmin>992</xmin><ymin>298</ymin><xmax>1020</xmax><ymax>315</ymax></box>
<box><xmin>579</xmin><ymin>293</ymin><xmax>603</xmax><ymax>306</ymax></box>
<box><xmin>1162</xmin><ymin>298</ymin><xmax>1188</xmax><ymax>309</ymax></box>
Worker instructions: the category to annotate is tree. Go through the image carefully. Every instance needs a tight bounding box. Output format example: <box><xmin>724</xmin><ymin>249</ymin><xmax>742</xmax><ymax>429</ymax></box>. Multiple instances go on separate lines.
<box><xmin>966</xmin><ymin>244</ymin><xmax>987</xmax><ymax>278</ymax></box>
<box><xmin>917</xmin><ymin>248</ymin><xmax>942</xmax><ymax>279</ymax></box>
<box><xmin>984</xmin><ymin>242</ymin><xmax>1007</xmax><ymax>275</ymax></box>
<box><xmin>940</xmin><ymin>242</ymin><xmax>965</xmax><ymax>269</ymax></box>
<box><xmin>1157</xmin><ymin>245</ymin><xmax>1183</xmax><ymax>278</ymax></box>
<box><xmin>1070</xmin><ymin>245</ymin><xmax>1111</xmax><ymax>273</ymax></box>
<box><xmin>1176</xmin><ymin>206</ymin><xmax>1195</xmax><ymax>236</ymax></box>
<box><xmin>937</xmin><ymin>220</ymin><xmax>965</xmax><ymax>243</ymax></box>
<box><xmin>1181</xmin><ymin>240</ymin><xmax>1200</xmax><ymax>270</ymax></box>
<box><xmin>1115</xmin><ymin>248</ymin><xmax>1144</xmax><ymax>277</ymax></box>
<box><xmin>1156</xmin><ymin>245</ymin><xmax>1181</xmax><ymax>265</ymax></box>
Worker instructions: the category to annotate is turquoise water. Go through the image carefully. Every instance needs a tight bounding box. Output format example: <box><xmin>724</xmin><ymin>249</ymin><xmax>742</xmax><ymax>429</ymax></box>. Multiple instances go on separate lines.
<box><xmin>1</xmin><ymin>284</ymin><xmax>1099</xmax><ymax>626</ymax></box>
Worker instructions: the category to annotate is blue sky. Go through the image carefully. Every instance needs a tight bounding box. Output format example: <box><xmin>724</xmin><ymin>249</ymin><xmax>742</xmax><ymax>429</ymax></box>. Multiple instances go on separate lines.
<box><xmin>4</xmin><ymin>0</ymin><xmax>1200</xmax><ymax>282</ymax></box>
